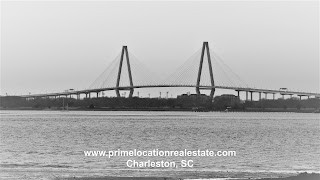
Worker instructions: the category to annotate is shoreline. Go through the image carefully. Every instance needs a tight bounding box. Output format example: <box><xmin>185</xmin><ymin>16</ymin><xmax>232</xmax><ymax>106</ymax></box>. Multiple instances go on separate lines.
<box><xmin>2</xmin><ymin>169</ymin><xmax>317</xmax><ymax>180</ymax></box>
<box><xmin>0</xmin><ymin>107</ymin><xmax>319</xmax><ymax>113</ymax></box>
<box><xmin>58</xmin><ymin>172</ymin><xmax>320</xmax><ymax>180</ymax></box>
<box><xmin>1</xmin><ymin>168</ymin><xmax>319</xmax><ymax>180</ymax></box>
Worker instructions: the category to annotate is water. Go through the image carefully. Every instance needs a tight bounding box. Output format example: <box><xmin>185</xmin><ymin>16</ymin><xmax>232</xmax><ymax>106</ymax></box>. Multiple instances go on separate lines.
<box><xmin>0</xmin><ymin>110</ymin><xmax>319</xmax><ymax>179</ymax></box>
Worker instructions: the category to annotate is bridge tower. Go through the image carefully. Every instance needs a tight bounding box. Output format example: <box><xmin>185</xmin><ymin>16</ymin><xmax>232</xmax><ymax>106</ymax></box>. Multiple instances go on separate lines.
<box><xmin>196</xmin><ymin>42</ymin><xmax>215</xmax><ymax>99</ymax></box>
<box><xmin>115</xmin><ymin>46</ymin><xmax>134</xmax><ymax>98</ymax></box>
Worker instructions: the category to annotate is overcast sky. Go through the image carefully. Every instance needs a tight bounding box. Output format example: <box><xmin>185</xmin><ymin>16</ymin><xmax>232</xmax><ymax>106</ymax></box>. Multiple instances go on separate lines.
<box><xmin>1</xmin><ymin>1</ymin><xmax>319</xmax><ymax>97</ymax></box>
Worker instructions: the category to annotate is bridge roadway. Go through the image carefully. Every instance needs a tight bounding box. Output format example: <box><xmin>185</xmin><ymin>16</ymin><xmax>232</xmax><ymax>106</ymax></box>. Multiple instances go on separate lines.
<box><xmin>20</xmin><ymin>85</ymin><xmax>320</xmax><ymax>100</ymax></box>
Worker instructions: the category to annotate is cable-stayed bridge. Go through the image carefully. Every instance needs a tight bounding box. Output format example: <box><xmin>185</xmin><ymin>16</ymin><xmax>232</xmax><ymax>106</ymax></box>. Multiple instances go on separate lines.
<box><xmin>21</xmin><ymin>42</ymin><xmax>320</xmax><ymax>100</ymax></box>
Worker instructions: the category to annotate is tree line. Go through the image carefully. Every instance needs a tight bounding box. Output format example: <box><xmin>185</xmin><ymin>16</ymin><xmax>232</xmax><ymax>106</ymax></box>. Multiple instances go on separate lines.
<box><xmin>1</xmin><ymin>95</ymin><xmax>319</xmax><ymax>111</ymax></box>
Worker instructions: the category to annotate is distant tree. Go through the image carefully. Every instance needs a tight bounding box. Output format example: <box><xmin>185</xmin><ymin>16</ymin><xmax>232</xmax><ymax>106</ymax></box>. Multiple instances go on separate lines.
<box><xmin>283</xmin><ymin>105</ymin><xmax>287</xmax><ymax>110</ymax></box>
<box><xmin>296</xmin><ymin>104</ymin><xmax>301</xmax><ymax>110</ymax></box>
<box><xmin>89</xmin><ymin>104</ymin><xmax>95</xmax><ymax>109</ymax></box>
<box><xmin>68</xmin><ymin>101</ymin><xmax>74</xmax><ymax>107</ymax></box>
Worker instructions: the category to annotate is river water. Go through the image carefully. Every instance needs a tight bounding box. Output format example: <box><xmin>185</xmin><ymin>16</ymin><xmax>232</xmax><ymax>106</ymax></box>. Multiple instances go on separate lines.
<box><xmin>0</xmin><ymin>110</ymin><xmax>319</xmax><ymax>179</ymax></box>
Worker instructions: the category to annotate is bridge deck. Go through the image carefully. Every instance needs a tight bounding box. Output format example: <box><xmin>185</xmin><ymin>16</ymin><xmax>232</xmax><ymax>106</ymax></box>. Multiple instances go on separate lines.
<box><xmin>20</xmin><ymin>85</ymin><xmax>320</xmax><ymax>98</ymax></box>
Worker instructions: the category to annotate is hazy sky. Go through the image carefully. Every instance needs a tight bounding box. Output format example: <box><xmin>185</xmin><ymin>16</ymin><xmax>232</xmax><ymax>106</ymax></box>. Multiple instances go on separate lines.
<box><xmin>1</xmin><ymin>1</ymin><xmax>319</xmax><ymax>97</ymax></box>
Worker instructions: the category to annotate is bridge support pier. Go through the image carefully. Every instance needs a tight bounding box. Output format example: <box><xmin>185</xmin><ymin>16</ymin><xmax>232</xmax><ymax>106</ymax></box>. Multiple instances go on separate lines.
<box><xmin>196</xmin><ymin>42</ymin><xmax>215</xmax><ymax>100</ymax></box>
<box><xmin>96</xmin><ymin>92</ymin><xmax>99</xmax><ymax>98</ymax></box>
<box><xmin>259</xmin><ymin>92</ymin><xmax>261</xmax><ymax>101</ymax></box>
<box><xmin>116</xmin><ymin>89</ymin><xmax>120</xmax><ymax>98</ymax></box>
<box><xmin>250</xmin><ymin>91</ymin><xmax>253</xmax><ymax>101</ymax></box>
<box><xmin>236</xmin><ymin>90</ymin><xmax>240</xmax><ymax>99</ymax></box>
<box><xmin>246</xmin><ymin>91</ymin><xmax>248</xmax><ymax>101</ymax></box>
<box><xmin>129</xmin><ymin>89</ymin><xmax>134</xmax><ymax>98</ymax></box>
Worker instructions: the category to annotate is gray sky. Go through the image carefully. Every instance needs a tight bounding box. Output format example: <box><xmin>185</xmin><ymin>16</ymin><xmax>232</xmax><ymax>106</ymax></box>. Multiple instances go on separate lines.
<box><xmin>1</xmin><ymin>1</ymin><xmax>319</xmax><ymax>97</ymax></box>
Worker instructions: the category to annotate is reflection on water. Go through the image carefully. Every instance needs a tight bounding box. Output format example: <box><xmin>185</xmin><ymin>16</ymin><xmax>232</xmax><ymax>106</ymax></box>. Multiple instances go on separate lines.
<box><xmin>0</xmin><ymin>110</ymin><xmax>319</xmax><ymax>179</ymax></box>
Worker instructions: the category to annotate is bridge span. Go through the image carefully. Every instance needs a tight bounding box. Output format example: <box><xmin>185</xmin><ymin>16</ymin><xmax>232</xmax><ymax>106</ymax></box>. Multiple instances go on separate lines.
<box><xmin>21</xmin><ymin>85</ymin><xmax>320</xmax><ymax>101</ymax></box>
<box><xmin>20</xmin><ymin>42</ymin><xmax>320</xmax><ymax>101</ymax></box>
